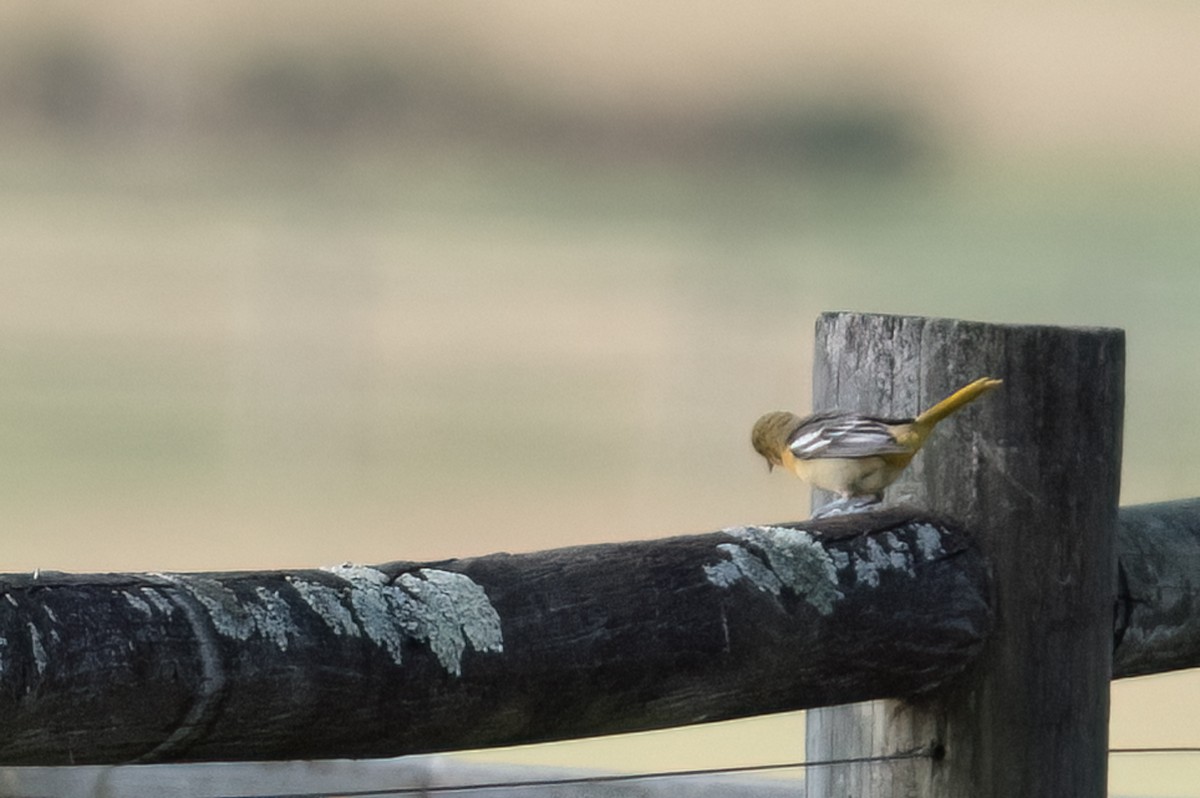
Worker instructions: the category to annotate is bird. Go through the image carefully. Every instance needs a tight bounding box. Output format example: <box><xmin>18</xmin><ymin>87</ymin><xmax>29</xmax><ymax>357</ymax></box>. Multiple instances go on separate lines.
<box><xmin>751</xmin><ymin>377</ymin><xmax>1002</xmax><ymax>515</ymax></box>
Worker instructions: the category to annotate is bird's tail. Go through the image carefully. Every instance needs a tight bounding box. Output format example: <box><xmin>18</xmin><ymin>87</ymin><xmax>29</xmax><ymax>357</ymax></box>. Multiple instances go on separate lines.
<box><xmin>914</xmin><ymin>377</ymin><xmax>1003</xmax><ymax>428</ymax></box>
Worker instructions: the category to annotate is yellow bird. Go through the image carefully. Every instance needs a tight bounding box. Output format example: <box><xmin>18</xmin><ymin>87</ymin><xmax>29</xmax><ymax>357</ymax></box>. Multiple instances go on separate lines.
<box><xmin>751</xmin><ymin>377</ymin><xmax>1001</xmax><ymax>513</ymax></box>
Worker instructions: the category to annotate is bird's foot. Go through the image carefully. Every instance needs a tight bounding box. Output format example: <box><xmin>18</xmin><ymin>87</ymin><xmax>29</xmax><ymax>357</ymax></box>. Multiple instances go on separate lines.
<box><xmin>811</xmin><ymin>494</ymin><xmax>883</xmax><ymax>519</ymax></box>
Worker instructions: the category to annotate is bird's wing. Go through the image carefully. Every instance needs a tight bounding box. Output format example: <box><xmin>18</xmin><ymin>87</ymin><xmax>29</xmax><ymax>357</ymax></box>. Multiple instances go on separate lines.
<box><xmin>787</xmin><ymin>412</ymin><xmax>913</xmax><ymax>460</ymax></box>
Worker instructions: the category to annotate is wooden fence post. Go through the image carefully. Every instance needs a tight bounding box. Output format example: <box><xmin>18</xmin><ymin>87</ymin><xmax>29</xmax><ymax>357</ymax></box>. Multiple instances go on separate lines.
<box><xmin>804</xmin><ymin>313</ymin><xmax>1124</xmax><ymax>798</ymax></box>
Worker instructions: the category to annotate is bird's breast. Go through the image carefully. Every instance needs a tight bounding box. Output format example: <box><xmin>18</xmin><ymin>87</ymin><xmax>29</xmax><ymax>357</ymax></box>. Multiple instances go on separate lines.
<box><xmin>787</xmin><ymin>454</ymin><xmax>912</xmax><ymax>497</ymax></box>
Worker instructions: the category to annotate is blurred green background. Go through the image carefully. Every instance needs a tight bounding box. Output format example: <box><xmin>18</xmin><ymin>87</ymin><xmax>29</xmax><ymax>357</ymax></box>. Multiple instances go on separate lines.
<box><xmin>1</xmin><ymin>2</ymin><xmax>1197</xmax><ymax>795</ymax></box>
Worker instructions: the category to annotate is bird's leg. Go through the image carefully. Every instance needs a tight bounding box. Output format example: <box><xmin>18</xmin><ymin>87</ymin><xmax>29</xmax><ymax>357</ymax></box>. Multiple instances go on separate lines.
<box><xmin>811</xmin><ymin>493</ymin><xmax>883</xmax><ymax>519</ymax></box>
<box><xmin>811</xmin><ymin>497</ymin><xmax>852</xmax><ymax>519</ymax></box>
<box><xmin>811</xmin><ymin>500</ymin><xmax>840</xmax><ymax>519</ymax></box>
<box><xmin>846</xmin><ymin>493</ymin><xmax>884</xmax><ymax>513</ymax></box>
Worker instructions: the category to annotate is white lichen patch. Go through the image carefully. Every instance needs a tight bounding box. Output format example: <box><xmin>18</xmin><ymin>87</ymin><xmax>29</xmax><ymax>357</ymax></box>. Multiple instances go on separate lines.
<box><xmin>287</xmin><ymin>577</ymin><xmax>361</xmax><ymax>638</ymax></box>
<box><xmin>154</xmin><ymin>574</ymin><xmax>301</xmax><ymax>649</ymax></box>
<box><xmin>324</xmin><ymin>563</ymin><xmax>389</xmax><ymax>586</ymax></box>
<box><xmin>705</xmin><ymin>543</ymin><xmax>783</xmax><ymax>595</ymax></box>
<box><xmin>26</xmin><ymin>622</ymin><xmax>47</xmax><ymax>676</ymax></box>
<box><xmin>848</xmin><ymin>530</ymin><xmax>929</xmax><ymax>588</ymax></box>
<box><xmin>122</xmin><ymin>591</ymin><xmax>155</xmax><ymax>618</ymax></box>
<box><xmin>396</xmin><ymin>570</ymin><xmax>505</xmax><ymax>676</ymax></box>
<box><xmin>702</xmin><ymin>554</ymin><xmax>742</xmax><ymax>590</ymax></box>
<box><xmin>883</xmin><ymin>532</ymin><xmax>911</xmax><ymax>563</ymax></box>
<box><xmin>140</xmin><ymin>587</ymin><xmax>177</xmax><ymax>617</ymax></box>
<box><xmin>323</xmin><ymin>565</ymin><xmax>408</xmax><ymax>663</ymax></box>
<box><xmin>707</xmin><ymin>524</ymin><xmax>940</xmax><ymax>610</ymax></box>
<box><xmin>914</xmin><ymin>524</ymin><xmax>945</xmax><ymax>561</ymax></box>
<box><xmin>317</xmin><ymin>564</ymin><xmax>504</xmax><ymax>677</ymax></box>
<box><xmin>855</xmin><ymin>537</ymin><xmax>905</xmax><ymax>587</ymax></box>
<box><xmin>250</xmin><ymin>588</ymin><xmax>298</xmax><ymax>651</ymax></box>
<box><xmin>706</xmin><ymin>526</ymin><xmax>845</xmax><ymax>615</ymax></box>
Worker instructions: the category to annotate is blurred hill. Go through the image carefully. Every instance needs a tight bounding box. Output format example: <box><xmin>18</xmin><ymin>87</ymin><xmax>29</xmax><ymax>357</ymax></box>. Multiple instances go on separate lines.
<box><xmin>2</xmin><ymin>2</ymin><xmax>1199</xmax><ymax>161</ymax></box>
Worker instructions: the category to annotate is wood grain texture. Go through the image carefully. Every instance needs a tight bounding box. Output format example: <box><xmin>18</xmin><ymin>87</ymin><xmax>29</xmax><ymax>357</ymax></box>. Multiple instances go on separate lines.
<box><xmin>1114</xmin><ymin>498</ymin><xmax>1200</xmax><ymax>678</ymax></box>
<box><xmin>0</xmin><ymin>510</ymin><xmax>990</xmax><ymax>765</ymax></box>
<box><xmin>805</xmin><ymin>312</ymin><xmax>1124</xmax><ymax>798</ymax></box>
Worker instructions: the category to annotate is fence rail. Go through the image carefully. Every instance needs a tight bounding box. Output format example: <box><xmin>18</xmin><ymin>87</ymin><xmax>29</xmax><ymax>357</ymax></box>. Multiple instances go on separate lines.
<box><xmin>0</xmin><ymin>510</ymin><xmax>988</xmax><ymax>765</ymax></box>
<box><xmin>0</xmin><ymin>497</ymin><xmax>1196</xmax><ymax>768</ymax></box>
<box><xmin>1114</xmin><ymin>497</ymin><xmax>1200</xmax><ymax>677</ymax></box>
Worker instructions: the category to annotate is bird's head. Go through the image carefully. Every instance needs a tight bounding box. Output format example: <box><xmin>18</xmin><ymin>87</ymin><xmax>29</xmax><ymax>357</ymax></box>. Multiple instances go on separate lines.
<box><xmin>750</xmin><ymin>411</ymin><xmax>799</xmax><ymax>471</ymax></box>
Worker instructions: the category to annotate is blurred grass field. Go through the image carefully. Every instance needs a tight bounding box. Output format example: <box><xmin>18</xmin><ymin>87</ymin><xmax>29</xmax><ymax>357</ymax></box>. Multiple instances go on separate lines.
<box><xmin>1</xmin><ymin>3</ymin><xmax>1199</xmax><ymax>796</ymax></box>
<box><xmin>2</xmin><ymin>142</ymin><xmax>1196</xmax><ymax>571</ymax></box>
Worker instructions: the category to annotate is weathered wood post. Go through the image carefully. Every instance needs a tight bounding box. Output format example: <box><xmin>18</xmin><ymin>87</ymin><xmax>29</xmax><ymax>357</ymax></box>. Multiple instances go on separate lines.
<box><xmin>805</xmin><ymin>313</ymin><xmax>1124</xmax><ymax>798</ymax></box>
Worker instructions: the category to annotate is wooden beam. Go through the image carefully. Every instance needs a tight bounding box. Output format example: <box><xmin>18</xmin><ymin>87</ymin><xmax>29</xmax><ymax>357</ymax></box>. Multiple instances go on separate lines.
<box><xmin>1114</xmin><ymin>498</ymin><xmax>1200</xmax><ymax>678</ymax></box>
<box><xmin>0</xmin><ymin>510</ymin><xmax>990</xmax><ymax>766</ymax></box>
<box><xmin>805</xmin><ymin>312</ymin><xmax>1124</xmax><ymax>798</ymax></box>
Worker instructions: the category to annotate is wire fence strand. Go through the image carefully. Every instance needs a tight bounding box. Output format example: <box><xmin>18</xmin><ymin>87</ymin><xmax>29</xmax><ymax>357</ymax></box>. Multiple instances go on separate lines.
<box><xmin>194</xmin><ymin>745</ymin><xmax>1200</xmax><ymax>798</ymax></box>
<box><xmin>246</xmin><ymin>746</ymin><xmax>936</xmax><ymax>798</ymax></box>
<box><xmin>9</xmin><ymin>744</ymin><xmax>1184</xmax><ymax>798</ymax></box>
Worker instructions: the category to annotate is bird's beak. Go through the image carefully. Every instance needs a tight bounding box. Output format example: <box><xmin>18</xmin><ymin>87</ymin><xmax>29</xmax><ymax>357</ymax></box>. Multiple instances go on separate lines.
<box><xmin>767</xmin><ymin>461</ymin><xmax>775</xmax><ymax>473</ymax></box>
